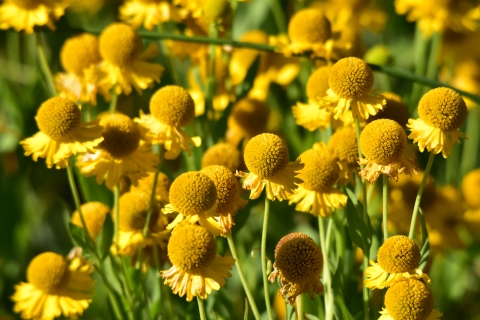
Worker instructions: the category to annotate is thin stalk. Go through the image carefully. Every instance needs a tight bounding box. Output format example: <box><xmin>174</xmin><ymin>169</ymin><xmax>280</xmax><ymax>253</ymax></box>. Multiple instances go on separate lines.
<box><xmin>95</xmin><ymin>267</ymin><xmax>124</xmax><ymax>320</ymax></box>
<box><xmin>296</xmin><ymin>294</ymin><xmax>304</xmax><ymax>320</ymax></box>
<box><xmin>270</xmin><ymin>0</ymin><xmax>287</xmax><ymax>33</ymax></box>
<box><xmin>319</xmin><ymin>217</ymin><xmax>333</xmax><ymax>320</ymax></box>
<box><xmin>66</xmin><ymin>164</ymin><xmax>88</xmax><ymax>236</ymax></box>
<box><xmin>109</xmin><ymin>91</ymin><xmax>118</xmax><ymax>113</ymax></box>
<box><xmin>408</xmin><ymin>152</ymin><xmax>436</xmax><ymax>239</ymax></box>
<box><xmin>383</xmin><ymin>175</ymin><xmax>388</xmax><ymax>242</ymax></box>
<box><xmin>35</xmin><ymin>32</ymin><xmax>56</xmax><ymax>97</ymax></box>
<box><xmin>197</xmin><ymin>297</ymin><xmax>207</xmax><ymax>320</ymax></box>
<box><xmin>226</xmin><ymin>234</ymin><xmax>261</xmax><ymax>320</ymax></box>
<box><xmin>113</xmin><ymin>184</ymin><xmax>120</xmax><ymax>250</ymax></box>
<box><xmin>261</xmin><ymin>197</ymin><xmax>274</xmax><ymax>320</ymax></box>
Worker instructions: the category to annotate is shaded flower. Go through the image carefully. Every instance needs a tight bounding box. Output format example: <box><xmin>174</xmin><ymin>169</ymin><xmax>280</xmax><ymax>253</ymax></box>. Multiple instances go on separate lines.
<box><xmin>119</xmin><ymin>0</ymin><xmax>186</xmax><ymax>30</ymax></box>
<box><xmin>131</xmin><ymin>171</ymin><xmax>171</xmax><ymax>207</ymax></box>
<box><xmin>327</xmin><ymin>127</ymin><xmax>359</xmax><ymax>185</ymax></box>
<box><xmin>71</xmin><ymin>201</ymin><xmax>110</xmax><ymax>239</ymax></box>
<box><xmin>226</xmin><ymin>98</ymin><xmax>270</xmax><ymax>146</ymax></box>
<box><xmin>12</xmin><ymin>252</ymin><xmax>94</xmax><ymax>320</ymax></box>
<box><xmin>462</xmin><ymin>168</ymin><xmax>480</xmax><ymax>208</ymax></box>
<box><xmin>161</xmin><ymin>224</ymin><xmax>235</xmax><ymax>301</ymax></box>
<box><xmin>367</xmin><ymin>92</ymin><xmax>410</xmax><ymax>128</ymax></box>
<box><xmin>20</xmin><ymin>97</ymin><xmax>104</xmax><ymax>169</ymax></box>
<box><xmin>201</xmin><ymin>142</ymin><xmax>242</xmax><ymax>173</ymax></box>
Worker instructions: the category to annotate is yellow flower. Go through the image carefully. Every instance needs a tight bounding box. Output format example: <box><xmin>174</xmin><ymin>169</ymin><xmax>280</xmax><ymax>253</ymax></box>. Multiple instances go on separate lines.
<box><xmin>111</xmin><ymin>191</ymin><xmax>171</xmax><ymax>267</ymax></box>
<box><xmin>20</xmin><ymin>97</ymin><xmax>104</xmax><ymax>169</ymax></box>
<box><xmin>0</xmin><ymin>0</ymin><xmax>68</xmax><ymax>34</ymax></box>
<box><xmin>135</xmin><ymin>85</ymin><xmax>201</xmax><ymax>159</ymax></box>
<box><xmin>379</xmin><ymin>278</ymin><xmax>442</xmax><ymax>320</ymax></box>
<box><xmin>201</xmin><ymin>142</ymin><xmax>242</xmax><ymax>173</ymax></box>
<box><xmin>120</xmin><ymin>0</ymin><xmax>186</xmax><ymax>30</ymax></box>
<box><xmin>292</xmin><ymin>66</ymin><xmax>332</xmax><ymax>131</ymax></box>
<box><xmin>99</xmin><ymin>23</ymin><xmax>164</xmax><ymax>95</ymax></box>
<box><xmin>462</xmin><ymin>168</ymin><xmax>480</xmax><ymax>208</ymax></box>
<box><xmin>131</xmin><ymin>171</ymin><xmax>171</xmax><ymax>207</ymax></box>
<box><xmin>449</xmin><ymin>58</ymin><xmax>480</xmax><ymax>109</ymax></box>
<box><xmin>162</xmin><ymin>171</ymin><xmax>223</xmax><ymax>236</ymax></box>
<box><xmin>327</xmin><ymin>127</ymin><xmax>359</xmax><ymax>185</ymax></box>
<box><xmin>201</xmin><ymin>165</ymin><xmax>248</xmax><ymax>235</ymax></box>
<box><xmin>268</xmin><ymin>232</ymin><xmax>324</xmax><ymax>304</ymax></box>
<box><xmin>367</xmin><ymin>92</ymin><xmax>410</xmax><ymax>127</ymax></box>
<box><xmin>55</xmin><ymin>33</ymin><xmax>108</xmax><ymax>105</ymax></box>
<box><xmin>365</xmin><ymin>235</ymin><xmax>430</xmax><ymax>290</ymax></box>
<box><xmin>359</xmin><ymin>119</ymin><xmax>418</xmax><ymax>184</ymax></box>
<box><xmin>71</xmin><ymin>201</ymin><xmax>110</xmax><ymax>239</ymax></box>
<box><xmin>226</xmin><ymin>98</ymin><xmax>270</xmax><ymax>146</ymax></box>
<box><xmin>407</xmin><ymin>87</ymin><xmax>468</xmax><ymax>158</ymax></box>
<box><xmin>12</xmin><ymin>252</ymin><xmax>94</xmax><ymax>320</ymax></box>
<box><xmin>288</xmin><ymin>143</ymin><xmax>347</xmax><ymax>217</ymax></box>
<box><xmin>237</xmin><ymin>133</ymin><xmax>304</xmax><ymax>201</ymax></box>
<box><xmin>76</xmin><ymin>113</ymin><xmax>159</xmax><ymax>189</ymax></box>
<box><xmin>318</xmin><ymin>57</ymin><xmax>386</xmax><ymax>120</ymax></box>
<box><xmin>161</xmin><ymin>224</ymin><xmax>235</xmax><ymax>301</ymax></box>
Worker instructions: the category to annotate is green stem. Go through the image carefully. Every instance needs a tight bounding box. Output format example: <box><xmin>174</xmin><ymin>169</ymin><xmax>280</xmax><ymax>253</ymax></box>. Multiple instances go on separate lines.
<box><xmin>319</xmin><ymin>217</ymin><xmax>333</xmax><ymax>320</ymax></box>
<box><xmin>35</xmin><ymin>32</ymin><xmax>56</xmax><ymax>97</ymax></box>
<box><xmin>296</xmin><ymin>294</ymin><xmax>304</xmax><ymax>320</ymax></box>
<box><xmin>109</xmin><ymin>91</ymin><xmax>118</xmax><ymax>113</ymax></box>
<box><xmin>66</xmin><ymin>164</ymin><xmax>88</xmax><ymax>235</ymax></box>
<box><xmin>261</xmin><ymin>197</ymin><xmax>274</xmax><ymax>320</ymax></box>
<box><xmin>226</xmin><ymin>234</ymin><xmax>261</xmax><ymax>320</ymax></box>
<box><xmin>270</xmin><ymin>0</ymin><xmax>287</xmax><ymax>33</ymax></box>
<box><xmin>383</xmin><ymin>175</ymin><xmax>388</xmax><ymax>242</ymax></box>
<box><xmin>95</xmin><ymin>267</ymin><xmax>124</xmax><ymax>320</ymax></box>
<box><xmin>113</xmin><ymin>184</ymin><xmax>120</xmax><ymax>250</ymax></box>
<box><xmin>197</xmin><ymin>296</ymin><xmax>207</xmax><ymax>320</ymax></box>
<box><xmin>408</xmin><ymin>152</ymin><xmax>436</xmax><ymax>239</ymax></box>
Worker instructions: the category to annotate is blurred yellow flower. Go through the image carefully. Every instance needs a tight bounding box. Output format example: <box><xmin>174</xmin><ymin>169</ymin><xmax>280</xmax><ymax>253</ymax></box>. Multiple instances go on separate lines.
<box><xmin>71</xmin><ymin>201</ymin><xmax>110</xmax><ymax>239</ymax></box>
<box><xmin>120</xmin><ymin>0</ymin><xmax>186</xmax><ymax>30</ymax></box>
<box><xmin>131</xmin><ymin>171</ymin><xmax>171</xmax><ymax>207</ymax></box>
<box><xmin>367</xmin><ymin>92</ymin><xmax>410</xmax><ymax>128</ymax></box>
<box><xmin>201</xmin><ymin>142</ymin><xmax>242</xmax><ymax>173</ymax></box>
<box><xmin>462</xmin><ymin>168</ymin><xmax>480</xmax><ymax>208</ymax></box>
<box><xmin>226</xmin><ymin>98</ymin><xmax>270</xmax><ymax>146</ymax></box>
<box><xmin>327</xmin><ymin>127</ymin><xmax>359</xmax><ymax>185</ymax></box>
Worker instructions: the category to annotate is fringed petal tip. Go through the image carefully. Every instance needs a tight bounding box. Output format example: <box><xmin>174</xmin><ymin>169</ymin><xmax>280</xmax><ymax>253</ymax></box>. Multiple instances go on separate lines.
<box><xmin>318</xmin><ymin>89</ymin><xmax>385</xmax><ymax>120</ymax></box>
<box><xmin>358</xmin><ymin>157</ymin><xmax>418</xmax><ymax>184</ymax></box>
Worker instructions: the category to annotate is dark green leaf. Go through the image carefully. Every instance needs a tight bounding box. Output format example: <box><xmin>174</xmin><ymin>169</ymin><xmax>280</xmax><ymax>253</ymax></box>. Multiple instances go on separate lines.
<box><xmin>97</xmin><ymin>213</ymin><xmax>114</xmax><ymax>261</ymax></box>
<box><xmin>68</xmin><ymin>222</ymin><xmax>89</xmax><ymax>251</ymax></box>
<box><xmin>345</xmin><ymin>189</ymin><xmax>372</xmax><ymax>252</ymax></box>
<box><xmin>333</xmin><ymin>295</ymin><xmax>356</xmax><ymax>320</ymax></box>
<box><xmin>418</xmin><ymin>208</ymin><xmax>430</xmax><ymax>270</ymax></box>
<box><xmin>331</xmin><ymin>257</ymin><xmax>343</xmax><ymax>295</ymax></box>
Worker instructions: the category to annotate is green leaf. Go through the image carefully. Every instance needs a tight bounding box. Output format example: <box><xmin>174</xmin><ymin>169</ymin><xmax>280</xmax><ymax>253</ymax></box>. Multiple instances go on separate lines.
<box><xmin>418</xmin><ymin>208</ymin><xmax>430</xmax><ymax>270</ymax></box>
<box><xmin>243</xmin><ymin>298</ymin><xmax>249</xmax><ymax>320</ymax></box>
<box><xmin>331</xmin><ymin>257</ymin><xmax>343</xmax><ymax>295</ymax></box>
<box><xmin>345</xmin><ymin>189</ymin><xmax>372</xmax><ymax>252</ymax></box>
<box><xmin>97</xmin><ymin>213</ymin><xmax>114</xmax><ymax>261</ymax></box>
<box><xmin>68</xmin><ymin>222</ymin><xmax>89</xmax><ymax>251</ymax></box>
<box><xmin>333</xmin><ymin>295</ymin><xmax>356</xmax><ymax>320</ymax></box>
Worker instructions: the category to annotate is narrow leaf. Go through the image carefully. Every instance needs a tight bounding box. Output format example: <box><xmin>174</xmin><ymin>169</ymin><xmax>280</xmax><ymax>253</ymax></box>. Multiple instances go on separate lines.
<box><xmin>98</xmin><ymin>213</ymin><xmax>114</xmax><ymax>261</ymax></box>
<box><xmin>418</xmin><ymin>208</ymin><xmax>430</xmax><ymax>270</ymax></box>
<box><xmin>68</xmin><ymin>222</ymin><xmax>89</xmax><ymax>251</ymax></box>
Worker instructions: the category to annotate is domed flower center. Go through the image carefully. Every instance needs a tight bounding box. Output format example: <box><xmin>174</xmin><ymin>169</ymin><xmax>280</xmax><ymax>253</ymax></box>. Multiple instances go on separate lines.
<box><xmin>201</xmin><ymin>165</ymin><xmax>239</xmax><ymax>212</ymax></box>
<box><xmin>36</xmin><ymin>97</ymin><xmax>82</xmax><ymax>141</ymax></box>
<box><xmin>230</xmin><ymin>98</ymin><xmax>270</xmax><ymax>136</ymax></box>
<box><xmin>60</xmin><ymin>33</ymin><xmax>102</xmax><ymax>75</ymax></box>
<box><xmin>150</xmin><ymin>86</ymin><xmax>195</xmax><ymax>127</ymax></box>
<box><xmin>288</xmin><ymin>9</ymin><xmax>332</xmax><ymax>45</ymax></box>
<box><xmin>328</xmin><ymin>128</ymin><xmax>358</xmax><ymax>165</ymax></box>
<box><xmin>418</xmin><ymin>87</ymin><xmax>467</xmax><ymax>131</ymax></box>
<box><xmin>9</xmin><ymin>0</ymin><xmax>40</xmax><ymax>9</ymax></box>
<box><xmin>360</xmin><ymin>119</ymin><xmax>407</xmax><ymax>165</ymax></box>
<box><xmin>274</xmin><ymin>233</ymin><xmax>323</xmax><ymax>283</ymax></box>
<box><xmin>27</xmin><ymin>252</ymin><xmax>69</xmax><ymax>294</ymax></box>
<box><xmin>168</xmin><ymin>224</ymin><xmax>217</xmax><ymax>272</ymax></box>
<box><xmin>306</xmin><ymin>66</ymin><xmax>331</xmax><ymax>100</ymax></box>
<box><xmin>244</xmin><ymin>133</ymin><xmax>289</xmax><ymax>178</ymax></box>
<box><xmin>385</xmin><ymin>279</ymin><xmax>434</xmax><ymax>320</ymax></box>
<box><xmin>377</xmin><ymin>235</ymin><xmax>421</xmax><ymax>273</ymax></box>
<box><xmin>328</xmin><ymin>57</ymin><xmax>374</xmax><ymax>99</ymax></box>
<box><xmin>99</xmin><ymin>23</ymin><xmax>143</xmax><ymax>67</ymax></box>
<box><xmin>299</xmin><ymin>148</ymin><xmax>339</xmax><ymax>192</ymax></box>
<box><xmin>169</xmin><ymin>172</ymin><xmax>217</xmax><ymax>215</ymax></box>
<box><xmin>71</xmin><ymin>201</ymin><xmax>110</xmax><ymax>237</ymax></box>
<box><xmin>99</xmin><ymin>113</ymin><xmax>141</xmax><ymax>158</ymax></box>
<box><xmin>202</xmin><ymin>143</ymin><xmax>241</xmax><ymax>173</ymax></box>
<box><xmin>118</xmin><ymin>191</ymin><xmax>158</xmax><ymax>231</ymax></box>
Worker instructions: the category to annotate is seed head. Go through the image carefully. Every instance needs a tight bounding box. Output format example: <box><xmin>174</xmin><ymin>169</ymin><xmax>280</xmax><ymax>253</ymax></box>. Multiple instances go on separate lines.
<box><xmin>288</xmin><ymin>9</ymin><xmax>332</xmax><ymax>45</ymax></box>
<box><xmin>27</xmin><ymin>252</ymin><xmax>69</xmax><ymax>294</ymax></box>
<box><xmin>60</xmin><ymin>33</ymin><xmax>101</xmax><ymax>75</ymax></box>
<box><xmin>298</xmin><ymin>148</ymin><xmax>338</xmax><ymax>191</ymax></box>
<box><xmin>328</xmin><ymin>57</ymin><xmax>374</xmax><ymax>99</ymax></box>
<box><xmin>385</xmin><ymin>279</ymin><xmax>434</xmax><ymax>320</ymax></box>
<box><xmin>377</xmin><ymin>235</ymin><xmax>421</xmax><ymax>273</ymax></box>
<box><xmin>99</xmin><ymin>113</ymin><xmax>141</xmax><ymax>158</ymax></box>
<box><xmin>328</xmin><ymin>128</ymin><xmax>358</xmax><ymax>165</ymax></box>
<box><xmin>169</xmin><ymin>172</ymin><xmax>217</xmax><ymax>215</ymax></box>
<box><xmin>150</xmin><ymin>86</ymin><xmax>195</xmax><ymax>127</ymax></box>
<box><xmin>244</xmin><ymin>133</ymin><xmax>289</xmax><ymax>178</ymax></box>
<box><xmin>36</xmin><ymin>97</ymin><xmax>82</xmax><ymax>141</ymax></box>
<box><xmin>99</xmin><ymin>23</ymin><xmax>142</xmax><ymax>67</ymax></box>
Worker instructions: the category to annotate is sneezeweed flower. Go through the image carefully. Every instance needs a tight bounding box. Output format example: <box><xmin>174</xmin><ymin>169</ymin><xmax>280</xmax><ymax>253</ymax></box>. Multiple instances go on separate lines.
<box><xmin>237</xmin><ymin>133</ymin><xmax>304</xmax><ymax>201</ymax></box>
<box><xmin>201</xmin><ymin>165</ymin><xmax>248</xmax><ymax>235</ymax></box>
<box><xmin>119</xmin><ymin>0</ymin><xmax>186</xmax><ymax>30</ymax></box>
<box><xmin>327</xmin><ymin>127</ymin><xmax>359</xmax><ymax>185</ymax></box>
<box><xmin>161</xmin><ymin>224</ymin><xmax>235</xmax><ymax>301</ymax></box>
<box><xmin>359</xmin><ymin>119</ymin><xmax>417</xmax><ymax>184</ymax></box>
<box><xmin>162</xmin><ymin>171</ymin><xmax>223</xmax><ymax>235</ymax></box>
<box><xmin>365</xmin><ymin>235</ymin><xmax>430</xmax><ymax>290</ymax></box>
<box><xmin>20</xmin><ymin>97</ymin><xmax>104</xmax><ymax>169</ymax></box>
<box><xmin>71</xmin><ymin>201</ymin><xmax>110</xmax><ymax>239</ymax></box>
<box><xmin>408</xmin><ymin>87</ymin><xmax>468</xmax><ymax>158</ymax></box>
<box><xmin>136</xmin><ymin>85</ymin><xmax>201</xmax><ymax>159</ymax></box>
<box><xmin>292</xmin><ymin>66</ymin><xmax>332</xmax><ymax>131</ymax></box>
<box><xmin>0</xmin><ymin>0</ymin><xmax>68</xmax><ymax>33</ymax></box>
<box><xmin>226</xmin><ymin>98</ymin><xmax>270</xmax><ymax>146</ymax></box>
<box><xmin>288</xmin><ymin>143</ymin><xmax>347</xmax><ymax>217</ymax></box>
<box><xmin>462</xmin><ymin>168</ymin><xmax>480</xmax><ymax>208</ymax></box>
<box><xmin>380</xmin><ymin>278</ymin><xmax>442</xmax><ymax>320</ymax></box>
<box><xmin>268</xmin><ymin>232</ymin><xmax>324</xmax><ymax>304</ymax></box>
<box><xmin>55</xmin><ymin>33</ymin><xmax>108</xmax><ymax>105</ymax></box>
<box><xmin>201</xmin><ymin>142</ymin><xmax>242</xmax><ymax>173</ymax></box>
<box><xmin>99</xmin><ymin>23</ymin><xmax>164</xmax><ymax>95</ymax></box>
<box><xmin>12</xmin><ymin>252</ymin><xmax>94</xmax><ymax>319</ymax></box>
<box><xmin>318</xmin><ymin>57</ymin><xmax>386</xmax><ymax>120</ymax></box>
<box><xmin>367</xmin><ymin>92</ymin><xmax>410</xmax><ymax>128</ymax></box>
<box><xmin>131</xmin><ymin>171</ymin><xmax>171</xmax><ymax>207</ymax></box>
<box><xmin>76</xmin><ymin>113</ymin><xmax>159</xmax><ymax>190</ymax></box>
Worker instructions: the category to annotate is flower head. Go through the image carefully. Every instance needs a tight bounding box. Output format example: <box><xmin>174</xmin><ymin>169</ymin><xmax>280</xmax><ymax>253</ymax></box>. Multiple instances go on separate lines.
<box><xmin>120</xmin><ymin>0</ymin><xmax>185</xmax><ymax>31</ymax></box>
<box><xmin>131</xmin><ymin>171</ymin><xmax>171</xmax><ymax>206</ymax></box>
<box><xmin>268</xmin><ymin>232</ymin><xmax>324</xmax><ymax>304</ymax></box>
<box><xmin>237</xmin><ymin>133</ymin><xmax>304</xmax><ymax>201</ymax></box>
<box><xmin>318</xmin><ymin>57</ymin><xmax>386</xmax><ymax>120</ymax></box>
<box><xmin>20</xmin><ymin>97</ymin><xmax>104</xmax><ymax>169</ymax></box>
<box><xmin>161</xmin><ymin>224</ymin><xmax>235</xmax><ymax>301</ymax></box>
<box><xmin>365</xmin><ymin>235</ymin><xmax>429</xmax><ymax>290</ymax></box>
<box><xmin>71</xmin><ymin>201</ymin><xmax>110</xmax><ymax>239</ymax></box>
<box><xmin>99</xmin><ymin>23</ymin><xmax>164</xmax><ymax>95</ymax></box>
<box><xmin>462</xmin><ymin>168</ymin><xmax>480</xmax><ymax>208</ymax></box>
<box><xmin>226</xmin><ymin>98</ymin><xmax>270</xmax><ymax>146</ymax></box>
<box><xmin>288</xmin><ymin>143</ymin><xmax>347</xmax><ymax>216</ymax></box>
<box><xmin>367</xmin><ymin>92</ymin><xmax>410</xmax><ymax>127</ymax></box>
<box><xmin>408</xmin><ymin>87</ymin><xmax>468</xmax><ymax>158</ymax></box>
<box><xmin>60</xmin><ymin>33</ymin><xmax>102</xmax><ymax>76</ymax></box>
<box><xmin>380</xmin><ymin>278</ymin><xmax>442</xmax><ymax>320</ymax></box>
<box><xmin>76</xmin><ymin>113</ymin><xmax>159</xmax><ymax>189</ymax></box>
<box><xmin>359</xmin><ymin>119</ymin><xmax>417</xmax><ymax>183</ymax></box>
<box><xmin>328</xmin><ymin>127</ymin><xmax>359</xmax><ymax>185</ymax></box>
<box><xmin>201</xmin><ymin>142</ymin><xmax>242</xmax><ymax>173</ymax></box>
<box><xmin>12</xmin><ymin>252</ymin><xmax>94</xmax><ymax>319</ymax></box>
<box><xmin>136</xmin><ymin>85</ymin><xmax>201</xmax><ymax>159</ymax></box>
